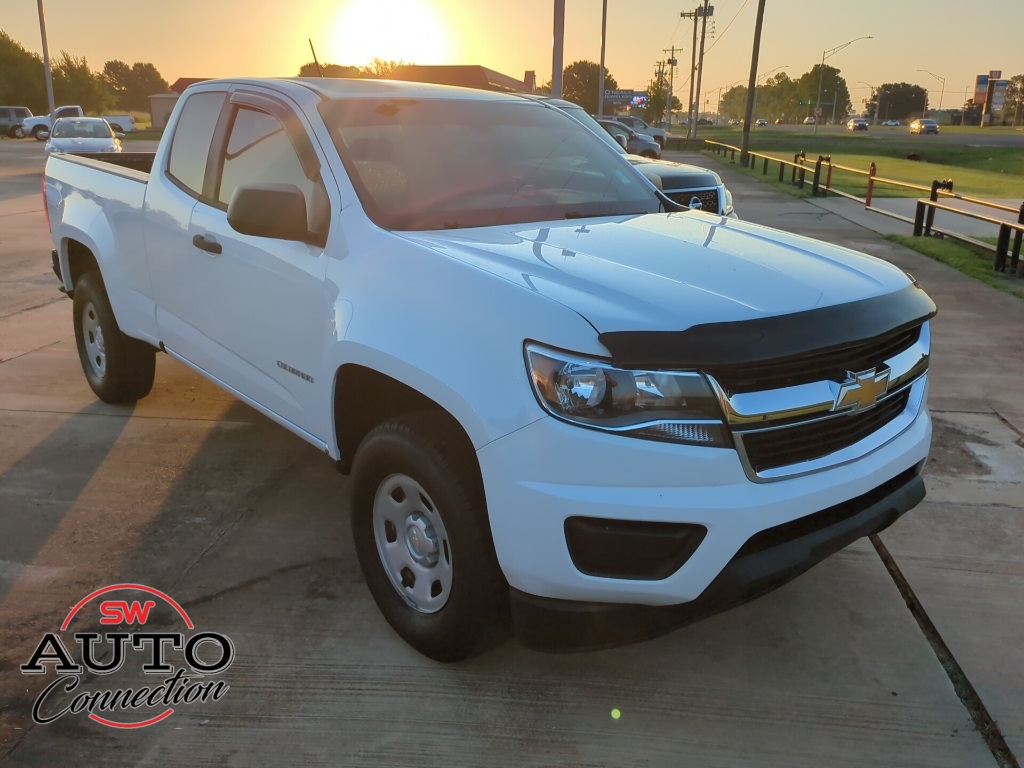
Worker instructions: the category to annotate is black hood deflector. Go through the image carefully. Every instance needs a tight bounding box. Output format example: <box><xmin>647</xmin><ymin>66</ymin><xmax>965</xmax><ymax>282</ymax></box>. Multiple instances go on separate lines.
<box><xmin>598</xmin><ymin>283</ymin><xmax>937</xmax><ymax>369</ymax></box>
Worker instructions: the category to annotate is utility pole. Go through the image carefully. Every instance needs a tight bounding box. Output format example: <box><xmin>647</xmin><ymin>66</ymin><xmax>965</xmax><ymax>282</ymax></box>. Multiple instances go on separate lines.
<box><xmin>740</xmin><ymin>0</ymin><xmax>765</xmax><ymax>165</ymax></box>
<box><xmin>681</xmin><ymin>8</ymin><xmax>700</xmax><ymax>138</ymax></box>
<box><xmin>693</xmin><ymin>0</ymin><xmax>712</xmax><ymax>138</ymax></box>
<box><xmin>681</xmin><ymin>3</ymin><xmax>713</xmax><ymax>139</ymax></box>
<box><xmin>662</xmin><ymin>46</ymin><xmax>678</xmax><ymax>126</ymax></box>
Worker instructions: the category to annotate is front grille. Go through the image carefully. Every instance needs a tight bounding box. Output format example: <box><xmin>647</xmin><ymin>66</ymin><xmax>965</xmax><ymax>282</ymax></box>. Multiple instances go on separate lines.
<box><xmin>708</xmin><ymin>326</ymin><xmax>920</xmax><ymax>395</ymax></box>
<box><xmin>667</xmin><ymin>188</ymin><xmax>720</xmax><ymax>213</ymax></box>
<box><xmin>739</xmin><ymin>390</ymin><xmax>911</xmax><ymax>473</ymax></box>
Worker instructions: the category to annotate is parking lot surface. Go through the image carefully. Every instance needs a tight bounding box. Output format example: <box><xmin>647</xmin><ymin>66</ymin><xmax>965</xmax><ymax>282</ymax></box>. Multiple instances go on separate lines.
<box><xmin>1</xmin><ymin>138</ymin><xmax>1022</xmax><ymax>766</ymax></box>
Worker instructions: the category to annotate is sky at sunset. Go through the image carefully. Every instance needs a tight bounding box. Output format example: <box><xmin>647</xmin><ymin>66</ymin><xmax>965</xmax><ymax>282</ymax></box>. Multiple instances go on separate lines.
<box><xmin>3</xmin><ymin>0</ymin><xmax>1021</xmax><ymax>112</ymax></box>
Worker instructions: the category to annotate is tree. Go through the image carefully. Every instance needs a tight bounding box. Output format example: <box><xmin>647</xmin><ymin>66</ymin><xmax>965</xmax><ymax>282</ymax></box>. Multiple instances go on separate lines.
<box><xmin>52</xmin><ymin>51</ymin><xmax>113</xmax><ymax>113</ymax></box>
<box><xmin>1003</xmin><ymin>74</ymin><xmax>1024</xmax><ymax>126</ymax></box>
<box><xmin>0</xmin><ymin>31</ymin><xmax>47</xmax><ymax>112</ymax></box>
<box><xmin>361</xmin><ymin>59</ymin><xmax>406</xmax><ymax>78</ymax></box>
<box><xmin>102</xmin><ymin>60</ymin><xmax>170</xmax><ymax>110</ymax></box>
<box><xmin>643</xmin><ymin>69</ymin><xmax>669</xmax><ymax>124</ymax></box>
<box><xmin>561</xmin><ymin>61</ymin><xmax>617</xmax><ymax>115</ymax></box>
<box><xmin>102</xmin><ymin>60</ymin><xmax>132</xmax><ymax>104</ymax></box>
<box><xmin>868</xmin><ymin>82</ymin><xmax>928</xmax><ymax>122</ymax></box>
<box><xmin>298</xmin><ymin>62</ymin><xmax>364</xmax><ymax>78</ymax></box>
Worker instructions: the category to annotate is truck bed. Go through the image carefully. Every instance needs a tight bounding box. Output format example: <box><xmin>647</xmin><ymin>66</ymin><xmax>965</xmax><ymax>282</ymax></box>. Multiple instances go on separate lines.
<box><xmin>64</xmin><ymin>151</ymin><xmax>155</xmax><ymax>175</ymax></box>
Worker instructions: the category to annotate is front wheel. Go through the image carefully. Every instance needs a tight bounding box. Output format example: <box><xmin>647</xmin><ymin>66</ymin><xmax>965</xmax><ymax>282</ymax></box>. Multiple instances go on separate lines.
<box><xmin>351</xmin><ymin>411</ymin><xmax>510</xmax><ymax>661</ymax></box>
<box><xmin>640</xmin><ymin>149</ymin><xmax>659</xmax><ymax>159</ymax></box>
<box><xmin>73</xmin><ymin>271</ymin><xmax>156</xmax><ymax>403</ymax></box>
<box><xmin>33</xmin><ymin>126</ymin><xmax>47</xmax><ymax>141</ymax></box>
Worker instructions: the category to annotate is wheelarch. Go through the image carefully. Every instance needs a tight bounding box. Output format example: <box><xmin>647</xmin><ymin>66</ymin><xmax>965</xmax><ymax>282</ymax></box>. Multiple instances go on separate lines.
<box><xmin>63</xmin><ymin>239</ymin><xmax>100</xmax><ymax>298</ymax></box>
<box><xmin>333</xmin><ymin>364</ymin><xmax>481</xmax><ymax>489</ymax></box>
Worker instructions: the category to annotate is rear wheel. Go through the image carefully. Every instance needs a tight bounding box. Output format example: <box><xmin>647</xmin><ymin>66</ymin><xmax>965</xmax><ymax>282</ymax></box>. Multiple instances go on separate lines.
<box><xmin>73</xmin><ymin>271</ymin><xmax>156</xmax><ymax>403</ymax></box>
<box><xmin>12</xmin><ymin>126</ymin><xmax>25</xmax><ymax>139</ymax></box>
<box><xmin>351</xmin><ymin>411</ymin><xmax>510</xmax><ymax>661</ymax></box>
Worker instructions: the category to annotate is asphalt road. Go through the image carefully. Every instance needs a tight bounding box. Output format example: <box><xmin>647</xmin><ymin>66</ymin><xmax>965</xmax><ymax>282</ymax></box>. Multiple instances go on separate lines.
<box><xmin>1</xmin><ymin>138</ymin><xmax>1022</xmax><ymax>767</ymax></box>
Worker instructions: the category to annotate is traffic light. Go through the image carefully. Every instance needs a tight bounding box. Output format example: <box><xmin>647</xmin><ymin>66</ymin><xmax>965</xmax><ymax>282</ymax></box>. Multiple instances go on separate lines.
<box><xmin>798</xmin><ymin>100</ymin><xmax>804</xmax><ymax>105</ymax></box>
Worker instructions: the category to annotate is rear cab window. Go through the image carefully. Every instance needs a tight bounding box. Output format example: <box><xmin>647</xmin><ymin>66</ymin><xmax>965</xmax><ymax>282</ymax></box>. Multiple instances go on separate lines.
<box><xmin>166</xmin><ymin>91</ymin><xmax>228</xmax><ymax>197</ymax></box>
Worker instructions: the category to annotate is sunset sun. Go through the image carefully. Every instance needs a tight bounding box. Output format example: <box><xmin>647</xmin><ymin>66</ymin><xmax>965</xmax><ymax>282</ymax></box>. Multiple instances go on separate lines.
<box><xmin>328</xmin><ymin>0</ymin><xmax>454</xmax><ymax>67</ymax></box>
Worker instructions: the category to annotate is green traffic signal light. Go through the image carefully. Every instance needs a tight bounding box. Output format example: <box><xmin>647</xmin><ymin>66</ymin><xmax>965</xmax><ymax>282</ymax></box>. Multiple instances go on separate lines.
<box><xmin>798</xmin><ymin>100</ymin><xmax>803</xmax><ymax>105</ymax></box>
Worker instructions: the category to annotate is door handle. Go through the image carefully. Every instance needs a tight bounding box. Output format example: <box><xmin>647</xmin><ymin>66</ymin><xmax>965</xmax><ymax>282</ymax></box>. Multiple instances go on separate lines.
<box><xmin>192</xmin><ymin>234</ymin><xmax>222</xmax><ymax>255</ymax></box>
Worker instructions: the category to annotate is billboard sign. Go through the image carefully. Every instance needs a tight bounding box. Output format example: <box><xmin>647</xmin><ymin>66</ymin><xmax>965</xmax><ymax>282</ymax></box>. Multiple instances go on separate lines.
<box><xmin>604</xmin><ymin>89</ymin><xmax>637</xmax><ymax>106</ymax></box>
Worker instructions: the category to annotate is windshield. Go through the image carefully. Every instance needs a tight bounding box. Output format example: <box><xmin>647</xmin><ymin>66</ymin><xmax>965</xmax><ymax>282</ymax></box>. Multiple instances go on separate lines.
<box><xmin>320</xmin><ymin>98</ymin><xmax>662</xmax><ymax>231</ymax></box>
<box><xmin>555</xmin><ymin>102</ymin><xmax>628</xmax><ymax>155</ymax></box>
<box><xmin>51</xmin><ymin>120</ymin><xmax>113</xmax><ymax>139</ymax></box>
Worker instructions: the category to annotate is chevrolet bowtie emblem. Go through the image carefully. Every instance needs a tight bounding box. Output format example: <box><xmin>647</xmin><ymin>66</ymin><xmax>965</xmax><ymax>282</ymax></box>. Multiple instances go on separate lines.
<box><xmin>833</xmin><ymin>368</ymin><xmax>890</xmax><ymax>412</ymax></box>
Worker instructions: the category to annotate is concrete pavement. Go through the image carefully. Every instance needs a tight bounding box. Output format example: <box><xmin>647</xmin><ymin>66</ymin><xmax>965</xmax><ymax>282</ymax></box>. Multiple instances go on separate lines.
<box><xmin>0</xmin><ymin>140</ymin><xmax>1021</xmax><ymax>766</ymax></box>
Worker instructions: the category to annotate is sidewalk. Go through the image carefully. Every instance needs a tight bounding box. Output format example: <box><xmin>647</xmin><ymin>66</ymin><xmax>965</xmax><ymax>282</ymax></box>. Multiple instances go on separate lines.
<box><xmin>673</xmin><ymin>148</ymin><xmax>1024</xmax><ymax>760</ymax></box>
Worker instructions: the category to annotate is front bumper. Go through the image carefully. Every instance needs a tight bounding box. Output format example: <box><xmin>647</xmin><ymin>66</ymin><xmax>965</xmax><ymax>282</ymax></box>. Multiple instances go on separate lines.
<box><xmin>510</xmin><ymin>464</ymin><xmax>924</xmax><ymax>650</ymax></box>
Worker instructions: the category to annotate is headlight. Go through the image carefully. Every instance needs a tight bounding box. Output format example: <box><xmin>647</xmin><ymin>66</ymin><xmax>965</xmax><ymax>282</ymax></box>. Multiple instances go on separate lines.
<box><xmin>525</xmin><ymin>344</ymin><xmax>731</xmax><ymax>447</ymax></box>
<box><xmin>722</xmin><ymin>186</ymin><xmax>735</xmax><ymax>217</ymax></box>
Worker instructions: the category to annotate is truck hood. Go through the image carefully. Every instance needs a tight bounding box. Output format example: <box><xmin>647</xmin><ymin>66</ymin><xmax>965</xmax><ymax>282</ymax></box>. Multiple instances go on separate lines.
<box><xmin>629</xmin><ymin>158</ymin><xmax>722</xmax><ymax>191</ymax></box>
<box><xmin>400</xmin><ymin>212</ymin><xmax>911</xmax><ymax>334</ymax></box>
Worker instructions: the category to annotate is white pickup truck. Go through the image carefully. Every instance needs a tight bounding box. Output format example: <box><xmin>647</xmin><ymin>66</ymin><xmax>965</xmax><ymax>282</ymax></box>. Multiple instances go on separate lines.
<box><xmin>21</xmin><ymin>105</ymin><xmax>136</xmax><ymax>139</ymax></box>
<box><xmin>44</xmin><ymin>78</ymin><xmax>935</xmax><ymax>661</ymax></box>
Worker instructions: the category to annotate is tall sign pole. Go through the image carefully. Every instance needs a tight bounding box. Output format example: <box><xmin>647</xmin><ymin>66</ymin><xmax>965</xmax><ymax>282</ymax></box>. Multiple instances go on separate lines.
<box><xmin>36</xmin><ymin>0</ymin><xmax>56</xmax><ymax>122</ymax></box>
<box><xmin>598</xmin><ymin>0</ymin><xmax>608</xmax><ymax>116</ymax></box>
<box><xmin>551</xmin><ymin>0</ymin><xmax>565</xmax><ymax>98</ymax></box>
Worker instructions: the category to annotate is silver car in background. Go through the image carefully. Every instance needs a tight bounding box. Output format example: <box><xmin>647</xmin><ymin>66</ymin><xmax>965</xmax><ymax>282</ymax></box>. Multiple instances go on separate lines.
<box><xmin>43</xmin><ymin>117</ymin><xmax>123</xmax><ymax>155</ymax></box>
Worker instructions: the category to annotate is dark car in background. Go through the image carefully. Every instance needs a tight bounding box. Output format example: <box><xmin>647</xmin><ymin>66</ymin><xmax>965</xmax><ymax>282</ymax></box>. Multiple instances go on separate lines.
<box><xmin>846</xmin><ymin>118</ymin><xmax>869</xmax><ymax>131</ymax></box>
<box><xmin>910</xmin><ymin>118</ymin><xmax>939</xmax><ymax>135</ymax></box>
<box><xmin>596</xmin><ymin>119</ymin><xmax>661</xmax><ymax>158</ymax></box>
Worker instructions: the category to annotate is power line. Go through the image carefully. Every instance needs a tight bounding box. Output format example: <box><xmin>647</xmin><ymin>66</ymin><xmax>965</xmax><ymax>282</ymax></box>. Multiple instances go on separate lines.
<box><xmin>704</xmin><ymin>0</ymin><xmax>749</xmax><ymax>54</ymax></box>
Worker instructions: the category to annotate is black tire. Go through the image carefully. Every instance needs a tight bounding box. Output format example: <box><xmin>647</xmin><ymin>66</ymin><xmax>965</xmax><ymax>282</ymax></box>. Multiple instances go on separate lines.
<box><xmin>12</xmin><ymin>126</ymin><xmax>25</xmax><ymax>139</ymax></box>
<box><xmin>108</xmin><ymin>123</ymin><xmax>122</xmax><ymax>133</ymax></box>
<box><xmin>654</xmin><ymin>136</ymin><xmax>664</xmax><ymax>148</ymax></box>
<box><xmin>351</xmin><ymin>411</ymin><xmax>510</xmax><ymax>661</ymax></box>
<box><xmin>641</xmin><ymin>150</ymin><xmax>658</xmax><ymax>159</ymax></box>
<box><xmin>33</xmin><ymin>126</ymin><xmax>47</xmax><ymax>141</ymax></box>
<box><xmin>73</xmin><ymin>271</ymin><xmax>156</xmax><ymax>403</ymax></box>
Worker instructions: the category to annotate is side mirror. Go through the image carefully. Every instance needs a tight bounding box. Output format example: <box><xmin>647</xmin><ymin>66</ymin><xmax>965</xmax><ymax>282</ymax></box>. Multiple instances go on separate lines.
<box><xmin>38</xmin><ymin>130</ymin><xmax>50</xmax><ymax>140</ymax></box>
<box><xmin>227</xmin><ymin>184</ymin><xmax>309</xmax><ymax>242</ymax></box>
<box><xmin>614</xmin><ymin>134</ymin><xmax>627</xmax><ymax>149</ymax></box>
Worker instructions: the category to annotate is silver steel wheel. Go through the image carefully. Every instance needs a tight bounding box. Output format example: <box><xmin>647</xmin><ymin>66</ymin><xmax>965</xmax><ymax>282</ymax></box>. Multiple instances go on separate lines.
<box><xmin>372</xmin><ymin>473</ymin><xmax>453</xmax><ymax>614</ymax></box>
<box><xmin>81</xmin><ymin>300</ymin><xmax>107</xmax><ymax>379</ymax></box>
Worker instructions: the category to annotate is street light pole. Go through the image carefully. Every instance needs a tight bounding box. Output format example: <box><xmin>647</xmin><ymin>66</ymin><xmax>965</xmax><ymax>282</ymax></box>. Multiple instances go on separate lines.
<box><xmin>36</xmin><ymin>0</ymin><xmax>56</xmax><ymax>123</ymax></box>
<box><xmin>814</xmin><ymin>36</ymin><xmax>872</xmax><ymax>135</ymax></box>
<box><xmin>917</xmin><ymin>69</ymin><xmax>945</xmax><ymax>111</ymax></box>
